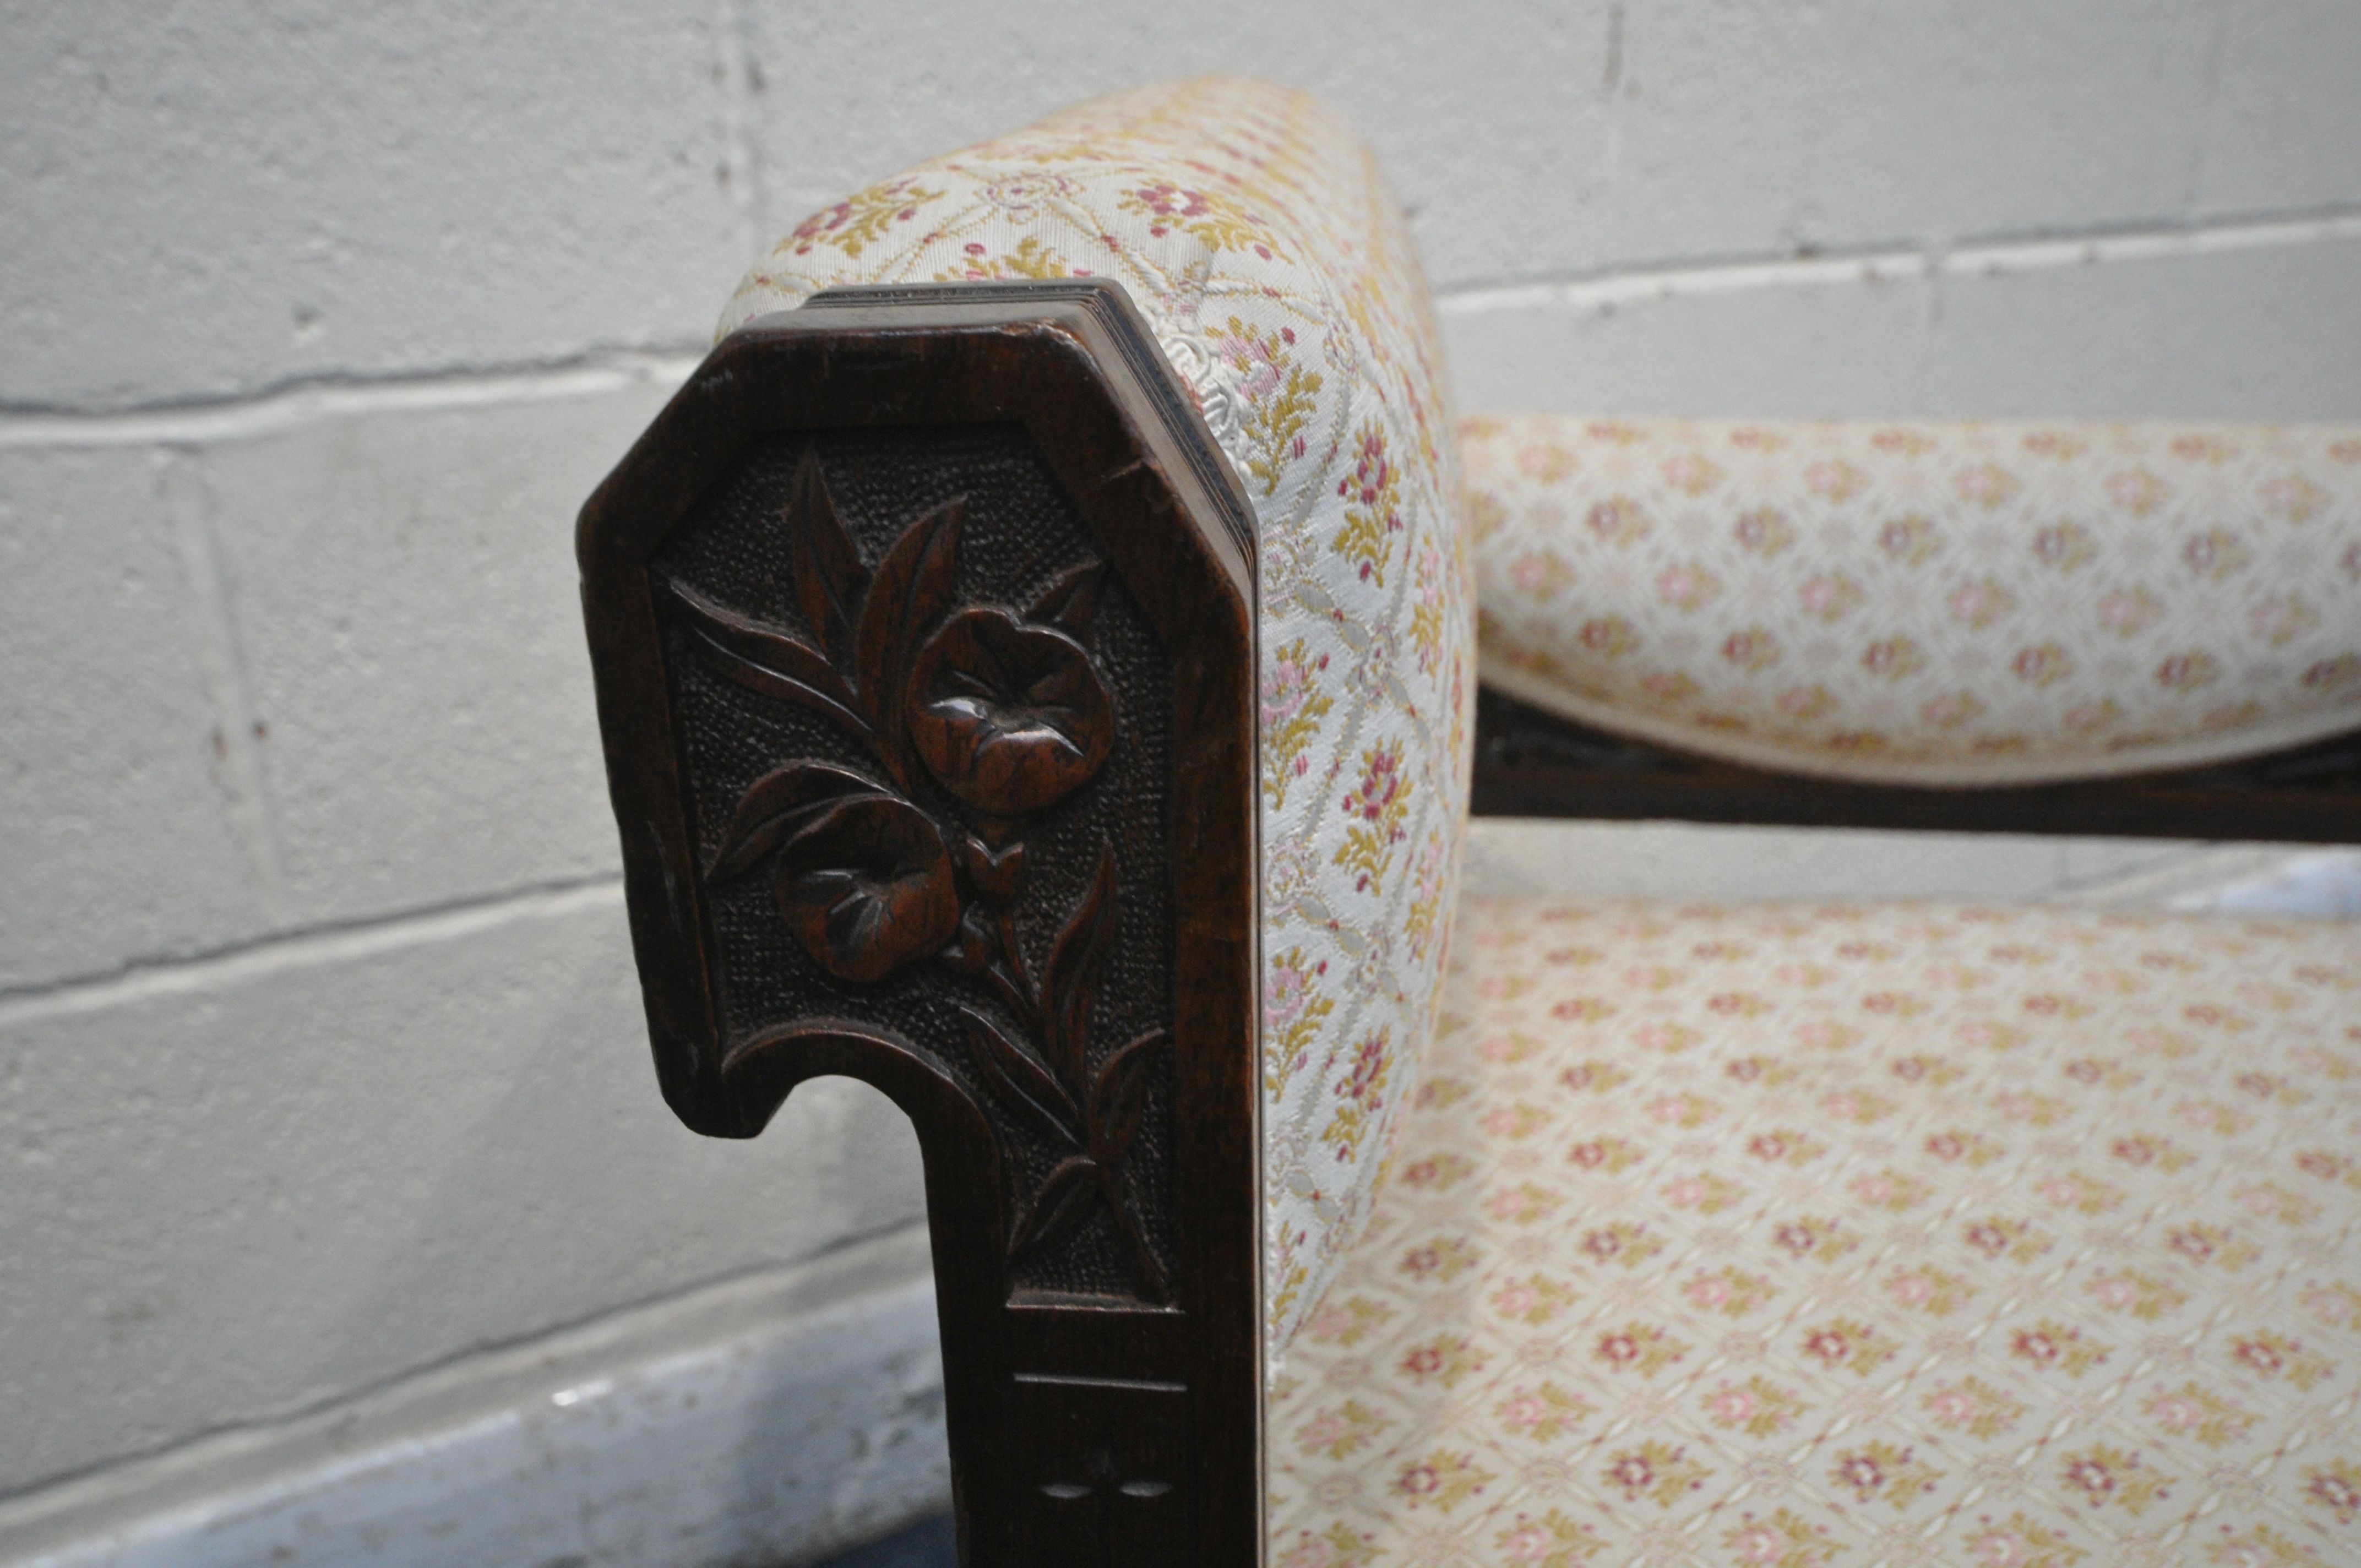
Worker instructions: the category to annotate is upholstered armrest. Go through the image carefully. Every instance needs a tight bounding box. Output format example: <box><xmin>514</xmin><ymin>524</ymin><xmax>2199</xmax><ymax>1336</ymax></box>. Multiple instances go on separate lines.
<box><xmin>1465</xmin><ymin>416</ymin><xmax>2361</xmax><ymax>784</ymax></box>
<box><xmin>579</xmin><ymin>79</ymin><xmax>1472</xmax><ymax>1567</ymax></box>
<box><xmin>709</xmin><ymin>76</ymin><xmax>1477</xmax><ymax>1359</ymax></box>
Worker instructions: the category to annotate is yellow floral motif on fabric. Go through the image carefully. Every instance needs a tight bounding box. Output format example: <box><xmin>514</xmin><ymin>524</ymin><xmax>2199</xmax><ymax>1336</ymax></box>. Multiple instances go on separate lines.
<box><xmin>1269</xmin><ymin>899</ymin><xmax>2361</xmax><ymax>1563</ymax></box>
<box><xmin>720</xmin><ymin>77</ymin><xmax>1476</xmax><ymax>1356</ymax></box>
<box><xmin>1214</xmin><ymin>316</ymin><xmax>1323</xmax><ymax>497</ymax></box>
<box><xmin>1467</xmin><ymin>416</ymin><xmax>2361</xmax><ymax>784</ymax></box>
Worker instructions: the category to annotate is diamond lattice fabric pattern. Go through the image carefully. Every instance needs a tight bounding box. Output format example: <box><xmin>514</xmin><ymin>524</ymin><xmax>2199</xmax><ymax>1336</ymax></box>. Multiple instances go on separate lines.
<box><xmin>1272</xmin><ymin>897</ymin><xmax>2361</xmax><ymax>1566</ymax></box>
<box><xmin>721</xmin><ymin>78</ymin><xmax>1477</xmax><ymax>1351</ymax></box>
<box><xmin>1466</xmin><ymin>417</ymin><xmax>2361</xmax><ymax>784</ymax></box>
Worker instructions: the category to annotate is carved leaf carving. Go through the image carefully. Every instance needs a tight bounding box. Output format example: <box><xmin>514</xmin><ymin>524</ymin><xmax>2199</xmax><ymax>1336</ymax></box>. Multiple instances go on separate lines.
<box><xmin>1098</xmin><ymin>1166</ymin><xmax>1171</xmax><ymax>1304</ymax></box>
<box><xmin>671</xmin><ymin>580</ymin><xmax>869</xmax><ymax>740</ymax></box>
<box><xmin>706</xmin><ymin>759</ymin><xmax>886</xmax><ymax>883</ymax></box>
<box><xmin>669</xmin><ymin>447</ymin><xmax>1167</xmax><ymax>1299</ymax></box>
<box><xmin>1087</xmin><ymin>1027</ymin><xmax>1168</xmax><ymax>1174</ymax></box>
<box><xmin>1043</xmin><ymin>839</ymin><xmax>1120</xmax><ymax>1097</ymax></box>
<box><xmin>957</xmin><ymin>1000</ymin><xmax>1081</xmax><ymax>1148</ymax></box>
<box><xmin>854</xmin><ymin>496</ymin><xmax>964</xmax><ymax>738</ymax></box>
<box><xmin>787</xmin><ymin>448</ymin><xmax>866</xmax><ymax>664</ymax></box>
<box><xmin>1086</xmin><ymin>1028</ymin><xmax>1172</xmax><ymax>1303</ymax></box>
<box><xmin>1011</xmin><ymin>1153</ymin><xmax>1105</xmax><ymax>1262</ymax></box>
<box><xmin>1027</xmin><ymin>560</ymin><xmax>1110</xmax><ymax>635</ymax></box>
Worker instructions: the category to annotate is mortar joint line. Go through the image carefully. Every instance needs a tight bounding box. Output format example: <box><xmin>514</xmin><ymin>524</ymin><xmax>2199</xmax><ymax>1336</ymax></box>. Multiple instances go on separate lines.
<box><xmin>1433</xmin><ymin>201</ymin><xmax>2361</xmax><ymax>313</ymax></box>
<box><xmin>0</xmin><ymin>873</ymin><xmax>625</xmax><ymax>1031</ymax></box>
<box><xmin>3</xmin><ymin>202</ymin><xmax>2357</xmax><ymax>445</ymax></box>
<box><xmin>0</xmin><ymin>346</ymin><xmax>710</xmax><ymax>451</ymax></box>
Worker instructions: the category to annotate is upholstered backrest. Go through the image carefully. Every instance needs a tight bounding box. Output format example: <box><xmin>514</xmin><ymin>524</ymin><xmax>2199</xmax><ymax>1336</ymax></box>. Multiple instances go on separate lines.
<box><xmin>1466</xmin><ymin>417</ymin><xmax>2361</xmax><ymax>782</ymax></box>
<box><xmin>721</xmin><ymin>78</ymin><xmax>1477</xmax><ymax>1353</ymax></box>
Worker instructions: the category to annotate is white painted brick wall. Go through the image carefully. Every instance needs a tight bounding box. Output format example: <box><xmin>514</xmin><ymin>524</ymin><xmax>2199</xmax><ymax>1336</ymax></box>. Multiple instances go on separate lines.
<box><xmin>0</xmin><ymin>888</ymin><xmax>926</xmax><ymax>1493</ymax></box>
<box><xmin>2</xmin><ymin>2</ymin><xmax>2355</xmax><ymax>1560</ymax></box>
<box><xmin>0</xmin><ymin>449</ymin><xmax>280</xmax><ymax>986</ymax></box>
<box><xmin>194</xmin><ymin>388</ymin><xmax>675</xmax><ymax>924</ymax></box>
<box><xmin>1</xmin><ymin>4</ymin><xmax>748</xmax><ymax>408</ymax></box>
<box><xmin>1448</xmin><ymin>237</ymin><xmax>2361</xmax><ymax>418</ymax></box>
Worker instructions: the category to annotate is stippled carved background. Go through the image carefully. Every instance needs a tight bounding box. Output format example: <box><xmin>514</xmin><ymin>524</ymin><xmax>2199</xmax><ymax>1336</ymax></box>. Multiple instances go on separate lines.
<box><xmin>655</xmin><ymin>423</ymin><xmax>1177</xmax><ymax>1302</ymax></box>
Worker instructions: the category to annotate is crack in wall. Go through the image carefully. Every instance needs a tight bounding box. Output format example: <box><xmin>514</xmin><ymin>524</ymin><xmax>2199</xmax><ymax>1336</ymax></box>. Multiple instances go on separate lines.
<box><xmin>161</xmin><ymin>452</ymin><xmax>289</xmax><ymax>924</ymax></box>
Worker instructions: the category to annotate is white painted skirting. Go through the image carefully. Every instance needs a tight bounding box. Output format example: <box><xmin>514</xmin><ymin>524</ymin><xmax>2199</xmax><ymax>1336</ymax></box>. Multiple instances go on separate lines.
<box><xmin>0</xmin><ymin>1228</ymin><xmax>948</xmax><ymax>1568</ymax></box>
<box><xmin>1463</xmin><ymin>820</ymin><xmax>2361</xmax><ymax>919</ymax></box>
<box><xmin>2161</xmin><ymin>849</ymin><xmax>2361</xmax><ymax>917</ymax></box>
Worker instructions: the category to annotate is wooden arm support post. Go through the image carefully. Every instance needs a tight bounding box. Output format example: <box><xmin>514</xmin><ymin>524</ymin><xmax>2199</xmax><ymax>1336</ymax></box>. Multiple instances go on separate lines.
<box><xmin>578</xmin><ymin>281</ymin><xmax>1263</xmax><ymax>1568</ymax></box>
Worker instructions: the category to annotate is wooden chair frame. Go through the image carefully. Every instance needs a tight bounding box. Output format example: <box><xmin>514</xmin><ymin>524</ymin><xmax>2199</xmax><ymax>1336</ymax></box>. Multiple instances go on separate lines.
<box><xmin>578</xmin><ymin>278</ymin><xmax>2361</xmax><ymax>1567</ymax></box>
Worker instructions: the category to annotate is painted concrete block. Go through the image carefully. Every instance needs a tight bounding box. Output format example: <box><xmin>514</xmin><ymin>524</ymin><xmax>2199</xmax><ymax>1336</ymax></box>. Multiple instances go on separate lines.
<box><xmin>0</xmin><ymin>448</ymin><xmax>275</xmax><ymax>987</ymax></box>
<box><xmin>0</xmin><ymin>888</ymin><xmax>927</xmax><ymax>1495</ymax></box>
<box><xmin>1555</xmin><ymin>0</ymin><xmax>2222</xmax><ymax>275</ymax></box>
<box><xmin>1924</xmin><ymin>237</ymin><xmax>2361</xmax><ymax>419</ymax></box>
<box><xmin>10</xmin><ymin>1</ymin><xmax>2352</xmax><ymax>410</ymax></box>
<box><xmin>0</xmin><ymin>1</ymin><xmax>746</xmax><ymax>408</ymax></box>
<box><xmin>193</xmin><ymin>380</ymin><xmax>678</xmax><ymax>927</ymax></box>
<box><xmin>742</xmin><ymin>0</ymin><xmax>2235</xmax><ymax>292</ymax></box>
<box><xmin>1443</xmin><ymin>264</ymin><xmax>1941</xmax><ymax>417</ymax></box>
<box><xmin>1461</xmin><ymin>819</ymin><xmax>2205</xmax><ymax>905</ymax></box>
<box><xmin>1444</xmin><ymin>238</ymin><xmax>2361</xmax><ymax>419</ymax></box>
<box><xmin>739</xmin><ymin>0</ymin><xmax>1619</xmax><ymax>288</ymax></box>
<box><xmin>2197</xmin><ymin>0</ymin><xmax>2361</xmax><ymax>216</ymax></box>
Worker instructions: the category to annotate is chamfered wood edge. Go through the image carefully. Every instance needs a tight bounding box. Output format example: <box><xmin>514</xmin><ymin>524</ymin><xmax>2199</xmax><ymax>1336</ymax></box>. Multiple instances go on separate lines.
<box><xmin>806</xmin><ymin>278</ymin><xmax>1258</xmax><ymax>573</ymax></box>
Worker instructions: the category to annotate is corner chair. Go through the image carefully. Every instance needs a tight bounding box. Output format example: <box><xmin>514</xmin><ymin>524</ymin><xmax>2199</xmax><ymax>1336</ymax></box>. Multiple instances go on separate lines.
<box><xmin>576</xmin><ymin>79</ymin><xmax>2361</xmax><ymax>1567</ymax></box>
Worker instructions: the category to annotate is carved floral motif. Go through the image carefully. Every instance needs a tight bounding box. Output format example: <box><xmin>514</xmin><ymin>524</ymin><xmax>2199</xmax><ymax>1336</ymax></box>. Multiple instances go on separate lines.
<box><xmin>668</xmin><ymin>449</ymin><xmax>1167</xmax><ymax>1298</ymax></box>
<box><xmin>911</xmin><ymin>605</ymin><xmax>1114</xmax><ymax>815</ymax></box>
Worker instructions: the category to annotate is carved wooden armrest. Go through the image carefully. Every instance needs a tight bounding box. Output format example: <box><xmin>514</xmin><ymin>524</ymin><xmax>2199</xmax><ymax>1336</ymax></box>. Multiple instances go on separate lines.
<box><xmin>578</xmin><ymin>281</ymin><xmax>1263</xmax><ymax>1566</ymax></box>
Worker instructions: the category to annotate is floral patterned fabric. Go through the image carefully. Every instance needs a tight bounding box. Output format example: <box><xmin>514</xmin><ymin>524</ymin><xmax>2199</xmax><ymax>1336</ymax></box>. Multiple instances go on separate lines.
<box><xmin>721</xmin><ymin>78</ymin><xmax>1476</xmax><ymax>1351</ymax></box>
<box><xmin>1272</xmin><ymin>897</ymin><xmax>2361</xmax><ymax>1566</ymax></box>
<box><xmin>1466</xmin><ymin>417</ymin><xmax>2361</xmax><ymax>784</ymax></box>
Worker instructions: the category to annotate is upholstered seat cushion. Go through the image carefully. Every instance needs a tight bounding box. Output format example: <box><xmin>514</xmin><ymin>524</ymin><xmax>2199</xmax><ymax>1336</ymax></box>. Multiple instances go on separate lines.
<box><xmin>1271</xmin><ymin>897</ymin><xmax>2361</xmax><ymax>1565</ymax></box>
<box><xmin>720</xmin><ymin>78</ymin><xmax>1477</xmax><ymax>1349</ymax></box>
<box><xmin>1465</xmin><ymin>417</ymin><xmax>2361</xmax><ymax>785</ymax></box>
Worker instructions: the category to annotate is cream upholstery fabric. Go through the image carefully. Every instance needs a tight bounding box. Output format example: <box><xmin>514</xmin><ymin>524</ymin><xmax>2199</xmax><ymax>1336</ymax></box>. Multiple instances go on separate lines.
<box><xmin>1466</xmin><ymin>417</ymin><xmax>2361</xmax><ymax>784</ymax></box>
<box><xmin>1272</xmin><ymin>898</ymin><xmax>2361</xmax><ymax>1566</ymax></box>
<box><xmin>722</xmin><ymin>79</ymin><xmax>1476</xmax><ymax>1350</ymax></box>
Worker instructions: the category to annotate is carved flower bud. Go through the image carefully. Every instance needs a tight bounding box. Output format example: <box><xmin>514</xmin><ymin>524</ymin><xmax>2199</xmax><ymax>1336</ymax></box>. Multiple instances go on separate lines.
<box><xmin>957</xmin><ymin>835</ymin><xmax>1027</xmax><ymax>905</ymax></box>
<box><xmin>944</xmin><ymin>907</ymin><xmax>995</xmax><ymax>974</ymax></box>
<box><xmin>908</xmin><ymin>608</ymin><xmax>1114</xmax><ymax>816</ymax></box>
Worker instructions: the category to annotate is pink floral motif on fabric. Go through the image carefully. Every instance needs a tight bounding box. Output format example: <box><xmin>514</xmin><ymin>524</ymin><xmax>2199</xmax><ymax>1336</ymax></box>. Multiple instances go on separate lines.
<box><xmin>1466</xmin><ymin>417</ymin><xmax>2361</xmax><ymax>783</ymax></box>
<box><xmin>721</xmin><ymin>78</ymin><xmax>1477</xmax><ymax>1351</ymax></box>
<box><xmin>1272</xmin><ymin>897</ymin><xmax>2361</xmax><ymax>1563</ymax></box>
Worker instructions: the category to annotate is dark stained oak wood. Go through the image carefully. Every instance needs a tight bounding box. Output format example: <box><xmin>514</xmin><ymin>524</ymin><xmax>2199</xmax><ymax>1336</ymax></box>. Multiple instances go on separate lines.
<box><xmin>1474</xmin><ymin>688</ymin><xmax>2361</xmax><ymax>845</ymax></box>
<box><xmin>577</xmin><ymin>280</ymin><xmax>1261</xmax><ymax>1568</ymax></box>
